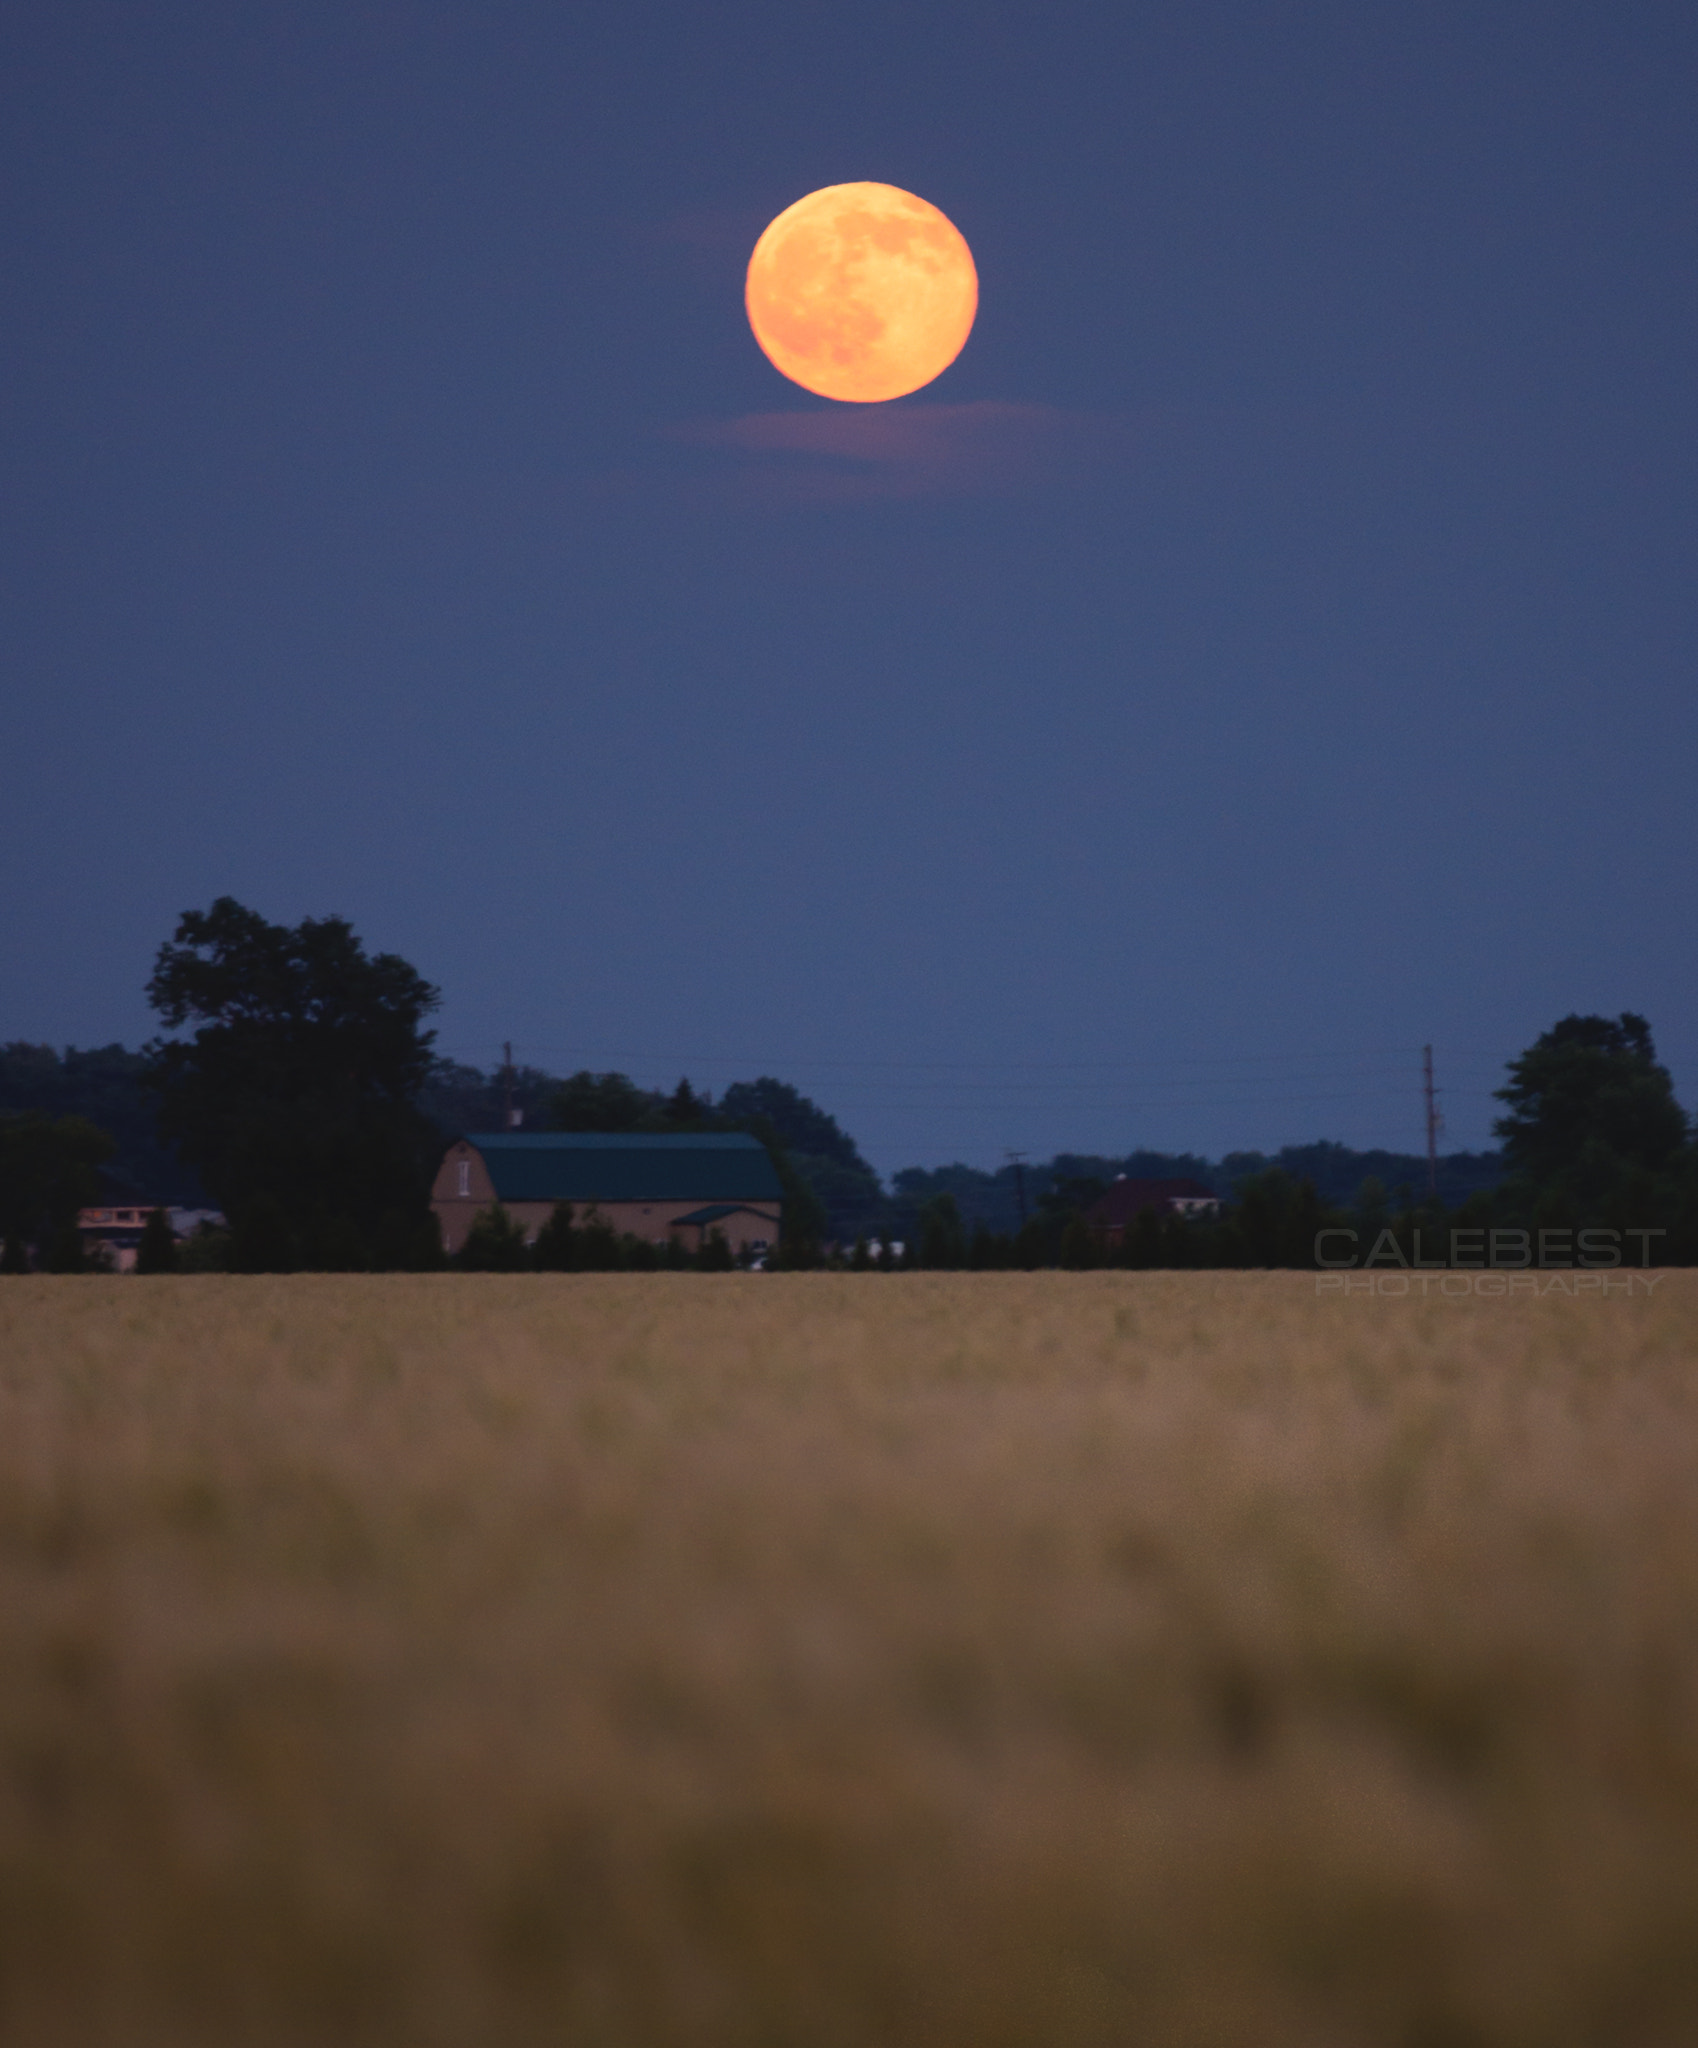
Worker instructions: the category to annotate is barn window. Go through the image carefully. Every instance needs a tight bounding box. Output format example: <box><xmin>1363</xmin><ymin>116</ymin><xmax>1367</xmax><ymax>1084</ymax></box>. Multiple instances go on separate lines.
<box><xmin>457</xmin><ymin>1161</ymin><xmax>471</xmax><ymax>1198</ymax></box>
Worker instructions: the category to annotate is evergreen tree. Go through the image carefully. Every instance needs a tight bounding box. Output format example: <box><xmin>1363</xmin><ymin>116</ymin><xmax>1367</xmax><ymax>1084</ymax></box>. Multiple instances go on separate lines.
<box><xmin>574</xmin><ymin>1211</ymin><xmax>626</xmax><ymax>1271</ymax></box>
<box><xmin>455</xmin><ymin>1204</ymin><xmax>531</xmax><ymax>1271</ymax></box>
<box><xmin>1159</xmin><ymin>1209</ymin><xmax>1199</xmax><ymax>1269</ymax></box>
<box><xmin>42</xmin><ymin>1220</ymin><xmax>92</xmax><ymax>1272</ymax></box>
<box><xmin>918</xmin><ymin>1192</ymin><xmax>967</xmax><ymax>1269</ymax></box>
<box><xmin>1122</xmin><ymin>1205</ymin><xmax>1164</xmax><ymax>1270</ymax></box>
<box><xmin>1057</xmin><ymin>1214</ymin><xmax>1100</xmax><ymax>1270</ymax></box>
<box><xmin>135</xmin><ymin>1207</ymin><xmax>180</xmax><ymax>1274</ymax></box>
<box><xmin>662</xmin><ymin>1078</ymin><xmax>711</xmax><ymax>1127</ymax></box>
<box><xmin>532</xmin><ymin>1202</ymin><xmax>579</xmax><ymax>1271</ymax></box>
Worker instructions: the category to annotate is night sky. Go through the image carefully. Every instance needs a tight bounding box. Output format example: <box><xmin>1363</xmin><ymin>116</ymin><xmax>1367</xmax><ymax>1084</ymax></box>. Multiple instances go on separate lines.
<box><xmin>4</xmin><ymin>2</ymin><xmax>1694</xmax><ymax>1172</ymax></box>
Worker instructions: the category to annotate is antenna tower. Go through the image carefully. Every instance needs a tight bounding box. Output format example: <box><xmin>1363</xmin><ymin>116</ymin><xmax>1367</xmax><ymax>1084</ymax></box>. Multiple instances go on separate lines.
<box><xmin>1422</xmin><ymin>1045</ymin><xmax>1443</xmax><ymax>1199</ymax></box>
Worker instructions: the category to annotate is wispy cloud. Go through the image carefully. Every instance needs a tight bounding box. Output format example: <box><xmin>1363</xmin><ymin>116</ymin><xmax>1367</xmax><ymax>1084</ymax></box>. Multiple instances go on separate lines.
<box><xmin>665</xmin><ymin>400</ymin><xmax>1131</xmax><ymax>501</ymax></box>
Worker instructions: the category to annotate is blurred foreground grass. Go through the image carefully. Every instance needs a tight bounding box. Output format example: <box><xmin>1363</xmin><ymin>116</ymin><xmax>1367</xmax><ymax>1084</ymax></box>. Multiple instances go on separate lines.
<box><xmin>2</xmin><ymin>1272</ymin><xmax>1697</xmax><ymax>2047</ymax></box>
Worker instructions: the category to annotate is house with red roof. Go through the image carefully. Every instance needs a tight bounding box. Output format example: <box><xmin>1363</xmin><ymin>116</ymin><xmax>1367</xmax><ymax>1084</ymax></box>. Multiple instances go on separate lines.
<box><xmin>1086</xmin><ymin>1175</ymin><xmax>1220</xmax><ymax>1248</ymax></box>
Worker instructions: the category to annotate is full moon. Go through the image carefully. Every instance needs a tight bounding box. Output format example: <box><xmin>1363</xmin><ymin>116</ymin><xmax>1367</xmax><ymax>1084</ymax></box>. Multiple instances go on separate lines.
<box><xmin>745</xmin><ymin>183</ymin><xmax>978</xmax><ymax>404</ymax></box>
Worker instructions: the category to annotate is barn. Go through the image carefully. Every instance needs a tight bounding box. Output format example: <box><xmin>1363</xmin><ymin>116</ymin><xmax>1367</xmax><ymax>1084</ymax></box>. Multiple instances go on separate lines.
<box><xmin>431</xmin><ymin>1132</ymin><xmax>784</xmax><ymax>1257</ymax></box>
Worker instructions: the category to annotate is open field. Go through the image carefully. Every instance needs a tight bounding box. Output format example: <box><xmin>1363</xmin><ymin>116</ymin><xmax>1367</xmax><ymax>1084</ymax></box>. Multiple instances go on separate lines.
<box><xmin>2</xmin><ymin>1273</ymin><xmax>1697</xmax><ymax>2047</ymax></box>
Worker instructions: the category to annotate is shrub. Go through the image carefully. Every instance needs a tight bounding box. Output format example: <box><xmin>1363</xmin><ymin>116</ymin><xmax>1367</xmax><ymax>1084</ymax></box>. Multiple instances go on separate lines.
<box><xmin>456</xmin><ymin>1205</ymin><xmax>531</xmax><ymax>1272</ymax></box>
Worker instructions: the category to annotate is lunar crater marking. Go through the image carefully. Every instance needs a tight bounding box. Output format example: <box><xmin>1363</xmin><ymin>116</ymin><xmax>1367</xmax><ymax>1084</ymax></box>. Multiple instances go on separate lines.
<box><xmin>746</xmin><ymin>182</ymin><xmax>978</xmax><ymax>404</ymax></box>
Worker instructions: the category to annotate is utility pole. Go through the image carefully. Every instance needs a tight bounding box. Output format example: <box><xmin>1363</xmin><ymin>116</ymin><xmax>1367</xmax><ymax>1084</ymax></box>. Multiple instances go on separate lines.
<box><xmin>503</xmin><ymin>1042</ymin><xmax>517</xmax><ymax>1129</ymax></box>
<box><xmin>1422</xmin><ymin>1045</ymin><xmax>1441</xmax><ymax>1200</ymax></box>
<box><xmin>1005</xmin><ymin>1150</ymin><xmax>1028</xmax><ymax>1227</ymax></box>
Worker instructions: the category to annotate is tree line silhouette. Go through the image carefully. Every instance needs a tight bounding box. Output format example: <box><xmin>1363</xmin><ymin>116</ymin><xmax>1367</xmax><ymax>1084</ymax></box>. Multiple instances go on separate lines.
<box><xmin>3</xmin><ymin>900</ymin><xmax>1694</xmax><ymax>1270</ymax></box>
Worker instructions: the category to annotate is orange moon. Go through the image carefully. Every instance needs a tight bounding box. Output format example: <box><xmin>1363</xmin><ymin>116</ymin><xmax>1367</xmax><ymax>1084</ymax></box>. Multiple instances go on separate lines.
<box><xmin>745</xmin><ymin>183</ymin><xmax>978</xmax><ymax>404</ymax></box>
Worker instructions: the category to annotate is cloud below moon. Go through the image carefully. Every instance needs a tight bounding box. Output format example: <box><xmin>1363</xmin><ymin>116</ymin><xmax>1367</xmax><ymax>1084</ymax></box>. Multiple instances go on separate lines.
<box><xmin>666</xmin><ymin>401</ymin><xmax>1133</xmax><ymax>502</ymax></box>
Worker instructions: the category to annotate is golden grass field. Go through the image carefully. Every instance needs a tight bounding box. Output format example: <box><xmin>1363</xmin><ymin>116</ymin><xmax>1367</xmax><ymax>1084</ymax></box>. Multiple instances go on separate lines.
<box><xmin>2</xmin><ymin>1272</ymin><xmax>1697</xmax><ymax>2048</ymax></box>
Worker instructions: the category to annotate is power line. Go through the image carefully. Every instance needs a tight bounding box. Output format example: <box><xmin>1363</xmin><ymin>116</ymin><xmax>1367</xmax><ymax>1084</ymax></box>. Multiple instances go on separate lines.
<box><xmin>1005</xmin><ymin>1151</ymin><xmax>1028</xmax><ymax>1224</ymax></box>
<box><xmin>436</xmin><ymin>1051</ymin><xmax>1474</xmax><ymax>1089</ymax></box>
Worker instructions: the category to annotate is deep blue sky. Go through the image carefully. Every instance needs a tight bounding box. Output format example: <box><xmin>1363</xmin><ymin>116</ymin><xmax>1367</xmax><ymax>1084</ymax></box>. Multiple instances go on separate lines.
<box><xmin>4</xmin><ymin>1</ymin><xmax>1694</xmax><ymax>1173</ymax></box>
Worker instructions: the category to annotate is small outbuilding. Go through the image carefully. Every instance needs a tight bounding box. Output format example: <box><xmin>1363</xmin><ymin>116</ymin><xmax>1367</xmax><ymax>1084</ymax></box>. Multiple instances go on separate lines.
<box><xmin>76</xmin><ymin>1200</ymin><xmax>165</xmax><ymax>1272</ymax></box>
<box><xmin>432</xmin><ymin>1132</ymin><xmax>784</xmax><ymax>1257</ymax></box>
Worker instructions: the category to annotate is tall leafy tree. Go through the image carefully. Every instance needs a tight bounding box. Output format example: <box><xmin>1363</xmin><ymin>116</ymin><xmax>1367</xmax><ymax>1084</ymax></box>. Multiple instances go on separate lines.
<box><xmin>717</xmin><ymin>1078</ymin><xmax>868</xmax><ymax>1170</ymax></box>
<box><xmin>145</xmin><ymin>898</ymin><xmax>442</xmax><ymax>1270</ymax></box>
<box><xmin>419</xmin><ymin>1057</ymin><xmax>562</xmax><ymax>1138</ymax></box>
<box><xmin>0</xmin><ymin>1041</ymin><xmax>203</xmax><ymax>1202</ymax></box>
<box><xmin>1494</xmin><ymin>1013</ymin><xmax>1688</xmax><ymax>1211</ymax></box>
<box><xmin>0</xmin><ymin>1113</ymin><xmax>114</xmax><ymax>1260</ymax></box>
<box><xmin>719</xmin><ymin>1077</ymin><xmax>884</xmax><ymax>1243</ymax></box>
<box><xmin>546</xmin><ymin>1071</ymin><xmax>657</xmax><ymax>1132</ymax></box>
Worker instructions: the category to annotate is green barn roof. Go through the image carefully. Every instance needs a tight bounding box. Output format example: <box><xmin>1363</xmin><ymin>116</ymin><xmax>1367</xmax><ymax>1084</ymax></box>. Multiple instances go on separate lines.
<box><xmin>458</xmin><ymin>1132</ymin><xmax>784</xmax><ymax>1205</ymax></box>
<box><xmin>671</xmin><ymin>1203</ymin><xmax>777</xmax><ymax>1228</ymax></box>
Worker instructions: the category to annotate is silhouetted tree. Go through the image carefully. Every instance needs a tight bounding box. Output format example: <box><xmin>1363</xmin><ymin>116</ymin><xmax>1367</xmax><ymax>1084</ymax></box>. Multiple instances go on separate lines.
<box><xmin>177</xmin><ymin>1222</ymin><xmax>232</xmax><ymax>1272</ymax></box>
<box><xmin>419</xmin><ymin>1057</ymin><xmax>560</xmax><ymax>1139</ymax></box>
<box><xmin>919</xmin><ymin>1192</ymin><xmax>967</xmax><ymax>1269</ymax></box>
<box><xmin>532</xmin><ymin>1202</ymin><xmax>579</xmax><ymax>1271</ymax></box>
<box><xmin>547</xmin><ymin>1071</ymin><xmax>655</xmax><ymax>1133</ymax></box>
<box><xmin>146</xmin><ymin>898</ymin><xmax>441</xmax><ymax>1270</ymax></box>
<box><xmin>229</xmin><ymin>1193</ymin><xmax>300</xmax><ymax>1273</ymax></box>
<box><xmin>575</xmin><ymin>1210</ymin><xmax>626</xmax><ymax>1271</ymax></box>
<box><xmin>663</xmin><ymin>1078</ymin><xmax>711</xmax><ymax>1127</ymax></box>
<box><xmin>0</xmin><ymin>1113</ymin><xmax>114</xmax><ymax>1261</ymax></box>
<box><xmin>1121</xmin><ymin>1205</ymin><xmax>1165</xmax><ymax>1270</ymax></box>
<box><xmin>1233</xmin><ymin>1170</ymin><xmax>1329</xmax><ymax>1268</ymax></box>
<box><xmin>0</xmin><ymin>1041</ymin><xmax>204</xmax><ymax>1204</ymax></box>
<box><xmin>1057</xmin><ymin>1214</ymin><xmax>1100</xmax><ymax>1270</ymax></box>
<box><xmin>456</xmin><ymin>1204</ymin><xmax>531</xmax><ymax>1271</ymax></box>
<box><xmin>718</xmin><ymin>1078</ymin><xmax>864</xmax><ymax>1168</ymax></box>
<box><xmin>719</xmin><ymin>1077</ymin><xmax>885</xmax><ymax>1242</ymax></box>
<box><xmin>42</xmin><ymin>1220</ymin><xmax>96</xmax><ymax>1272</ymax></box>
<box><xmin>1494</xmin><ymin>1013</ymin><xmax>1689</xmax><ymax>1211</ymax></box>
<box><xmin>135</xmin><ymin>1207</ymin><xmax>179</xmax><ymax>1275</ymax></box>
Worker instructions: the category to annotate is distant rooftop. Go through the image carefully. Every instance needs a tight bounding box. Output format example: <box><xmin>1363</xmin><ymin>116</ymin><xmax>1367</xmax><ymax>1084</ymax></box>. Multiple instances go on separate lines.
<box><xmin>466</xmin><ymin>1132</ymin><xmax>769</xmax><ymax>1152</ymax></box>
<box><xmin>1088</xmin><ymin>1177</ymin><xmax>1219</xmax><ymax>1227</ymax></box>
<box><xmin>454</xmin><ymin>1130</ymin><xmax>783</xmax><ymax>1206</ymax></box>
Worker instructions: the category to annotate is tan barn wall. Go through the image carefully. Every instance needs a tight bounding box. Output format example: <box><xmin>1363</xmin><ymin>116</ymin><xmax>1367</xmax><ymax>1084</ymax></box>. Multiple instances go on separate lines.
<box><xmin>429</xmin><ymin>1142</ymin><xmax>781</xmax><ymax>1255</ymax></box>
<box><xmin>431</xmin><ymin>1141</ymin><xmax>499</xmax><ymax>1255</ymax></box>
<box><xmin>660</xmin><ymin>1207</ymin><xmax>782</xmax><ymax>1255</ymax></box>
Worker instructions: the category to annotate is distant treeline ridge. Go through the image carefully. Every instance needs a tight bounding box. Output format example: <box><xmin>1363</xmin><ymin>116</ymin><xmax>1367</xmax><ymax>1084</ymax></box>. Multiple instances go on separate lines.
<box><xmin>2</xmin><ymin>899</ymin><xmax>1693</xmax><ymax>1269</ymax></box>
